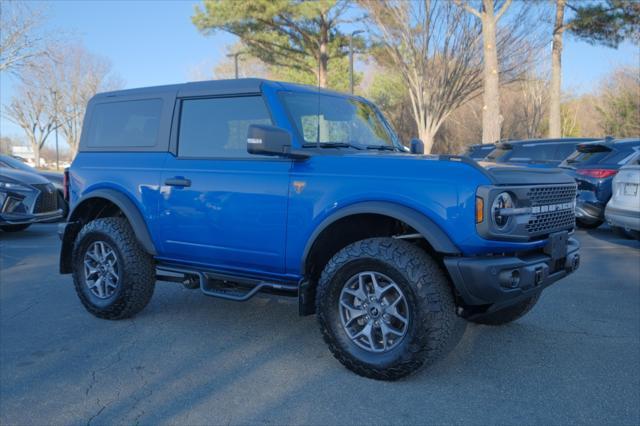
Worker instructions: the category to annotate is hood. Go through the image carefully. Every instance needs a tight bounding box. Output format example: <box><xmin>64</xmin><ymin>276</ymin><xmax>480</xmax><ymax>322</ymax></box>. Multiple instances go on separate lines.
<box><xmin>476</xmin><ymin>160</ymin><xmax>576</xmax><ymax>185</ymax></box>
<box><xmin>340</xmin><ymin>151</ymin><xmax>577</xmax><ymax>186</ymax></box>
<box><xmin>0</xmin><ymin>167</ymin><xmax>52</xmax><ymax>185</ymax></box>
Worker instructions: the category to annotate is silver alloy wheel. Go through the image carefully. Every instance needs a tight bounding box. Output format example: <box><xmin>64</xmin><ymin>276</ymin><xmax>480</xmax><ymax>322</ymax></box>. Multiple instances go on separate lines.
<box><xmin>339</xmin><ymin>271</ymin><xmax>409</xmax><ymax>353</ymax></box>
<box><xmin>83</xmin><ymin>241</ymin><xmax>119</xmax><ymax>299</ymax></box>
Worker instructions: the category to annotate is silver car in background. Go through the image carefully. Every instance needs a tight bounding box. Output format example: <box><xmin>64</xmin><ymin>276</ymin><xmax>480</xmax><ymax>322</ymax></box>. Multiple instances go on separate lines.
<box><xmin>605</xmin><ymin>151</ymin><xmax>640</xmax><ymax>239</ymax></box>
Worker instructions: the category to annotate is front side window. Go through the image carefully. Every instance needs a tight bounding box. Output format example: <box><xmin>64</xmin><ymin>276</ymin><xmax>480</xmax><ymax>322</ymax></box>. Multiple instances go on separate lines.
<box><xmin>178</xmin><ymin>96</ymin><xmax>272</xmax><ymax>158</ymax></box>
<box><xmin>280</xmin><ymin>92</ymin><xmax>398</xmax><ymax>149</ymax></box>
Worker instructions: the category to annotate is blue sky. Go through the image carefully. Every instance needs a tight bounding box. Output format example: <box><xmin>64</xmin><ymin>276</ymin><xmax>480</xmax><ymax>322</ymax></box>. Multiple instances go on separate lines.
<box><xmin>1</xmin><ymin>0</ymin><xmax>638</xmax><ymax>146</ymax></box>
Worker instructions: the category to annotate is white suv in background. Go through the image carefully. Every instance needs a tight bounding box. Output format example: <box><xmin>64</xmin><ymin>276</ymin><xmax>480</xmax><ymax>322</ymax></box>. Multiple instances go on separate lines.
<box><xmin>606</xmin><ymin>151</ymin><xmax>640</xmax><ymax>239</ymax></box>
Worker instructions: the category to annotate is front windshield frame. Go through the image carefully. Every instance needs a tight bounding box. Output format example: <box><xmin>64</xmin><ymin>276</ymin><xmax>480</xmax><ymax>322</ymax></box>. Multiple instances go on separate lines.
<box><xmin>279</xmin><ymin>91</ymin><xmax>402</xmax><ymax>151</ymax></box>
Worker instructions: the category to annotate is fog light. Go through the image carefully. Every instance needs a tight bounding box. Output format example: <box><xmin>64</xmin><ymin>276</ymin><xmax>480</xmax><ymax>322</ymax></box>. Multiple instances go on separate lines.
<box><xmin>499</xmin><ymin>269</ymin><xmax>521</xmax><ymax>288</ymax></box>
<box><xmin>509</xmin><ymin>270</ymin><xmax>520</xmax><ymax>288</ymax></box>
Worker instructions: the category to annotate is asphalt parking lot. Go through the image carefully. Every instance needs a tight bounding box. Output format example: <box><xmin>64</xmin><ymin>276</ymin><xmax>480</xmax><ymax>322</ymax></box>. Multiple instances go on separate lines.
<box><xmin>1</xmin><ymin>224</ymin><xmax>639</xmax><ymax>425</ymax></box>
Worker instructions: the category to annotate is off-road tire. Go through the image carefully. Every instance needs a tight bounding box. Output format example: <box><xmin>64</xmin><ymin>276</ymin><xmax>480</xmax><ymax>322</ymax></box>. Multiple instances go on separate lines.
<box><xmin>72</xmin><ymin>217</ymin><xmax>155</xmax><ymax>320</ymax></box>
<box><xmin>576</xmin><ymin>218</ymin><xmax>603</xmax><ymax>229</ymax></box>
<box><xmin>1</xmin><ymin>224</ymin><xmax>31</xmax><ymax>232</ymax></box>
<box><xmin>468</xmin><ymin>293</ymin><xmax>541</xmax><ymax>326</ymax></box>
<box><xmin>316</xmin><ymin>238</ymin><xmax>464</xmax><ymax>381</ymax></box>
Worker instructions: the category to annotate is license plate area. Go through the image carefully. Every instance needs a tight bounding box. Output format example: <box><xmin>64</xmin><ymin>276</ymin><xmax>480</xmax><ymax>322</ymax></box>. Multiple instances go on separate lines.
<box><xmin>623</xmin><ymin>183</ymin><xmax>638</xmax><ymax>196</ymax></box>
<box><xmin>544</xmin><ymin>231</ymin><xmax>568</xmax><ymax>260</ymax></box>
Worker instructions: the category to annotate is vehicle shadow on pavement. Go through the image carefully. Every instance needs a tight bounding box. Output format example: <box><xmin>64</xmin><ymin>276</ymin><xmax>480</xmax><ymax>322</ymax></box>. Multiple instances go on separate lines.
<box><xmin>584</xmin><ymin>226</ymin><xmax>640</xmax><ymax>249</ymax></box>
<box><xmin>2</xmin><ymin>226</ymin><xmax>639</xmax><ymax>425</ymax></box>
<box><xmin>0</xmin><ymin>227</ymin><xmax>58</xmax><ymax>241</ymax></box>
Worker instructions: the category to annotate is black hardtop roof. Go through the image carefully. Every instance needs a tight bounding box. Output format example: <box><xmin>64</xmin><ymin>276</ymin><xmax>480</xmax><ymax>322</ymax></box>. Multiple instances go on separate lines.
<box><xmin>497</xmin><ymin>137</ymin><xmax>600</xmax><ymax>148</ymax></box>
<box><xmin>578</xmin><ymin>138</ymin><xmax>640</xmax><ymax>148</ymax></box>
<box><xmin>92</xmin><ymin>78</ymin><xmax>355</xmax><ymax>100</ymax></box>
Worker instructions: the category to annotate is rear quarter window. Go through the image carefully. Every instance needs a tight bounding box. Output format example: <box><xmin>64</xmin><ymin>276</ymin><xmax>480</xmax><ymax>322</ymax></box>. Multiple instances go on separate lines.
<box><xmin>87</xmin><ymin>99</ymin><xmax>163</xmax><ymax>148</ymax></box>
<box><xmin>510</xmin><ymin>144</ymin><xmax>558</xmax><ymax>161</ymax></box>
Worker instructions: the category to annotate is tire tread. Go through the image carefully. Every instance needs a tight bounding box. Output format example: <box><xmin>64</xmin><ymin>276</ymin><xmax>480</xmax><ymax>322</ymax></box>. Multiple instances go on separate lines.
<box><xmin>72</xmin><ymin>217</ymin><xmax>155</xmax><ymax>320</ymax></box>
<box><xmin>316</xmin><ymin>238</ymin><xmax>463</xmax><ymax>380</ymax></box>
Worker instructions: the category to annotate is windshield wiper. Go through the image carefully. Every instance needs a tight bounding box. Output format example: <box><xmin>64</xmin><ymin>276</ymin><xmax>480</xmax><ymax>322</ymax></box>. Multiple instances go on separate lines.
<box><xmin>365</xmin><ymin>145</ymin><xmax>397</xmax><ymax>151</ymax></box>
<box><xmin>302</xmin><ymin>142</ymin><xmax>363</xmax><ymax>150</ymax></box>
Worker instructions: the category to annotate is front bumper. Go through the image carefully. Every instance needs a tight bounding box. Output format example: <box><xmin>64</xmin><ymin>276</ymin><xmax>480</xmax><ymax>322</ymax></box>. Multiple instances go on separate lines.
<box><xmin>605</xmin><ymin>205</ymin><xmax>640</xmax><ymax>232</ymax></box>
<box><xmin>1</xmin><ymin>209</ymin><xmax>64</xmax><ymax>226</ymax></box>
<box><xmin>444</xmin><ymin>237</ymin><xmax>580</xmax><ymax>307</ymax></box>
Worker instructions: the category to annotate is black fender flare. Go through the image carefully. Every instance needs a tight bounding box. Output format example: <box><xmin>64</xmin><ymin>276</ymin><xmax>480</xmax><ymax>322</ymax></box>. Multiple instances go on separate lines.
<box><xmin>60</xmin><ymin>189</ymin><xmax>156</xmax><ymax>274</ymax></box>
<box><xmin>300</xmin><ymin>201</ymin><xmax>460</xmax><ymax>275</ymax></box>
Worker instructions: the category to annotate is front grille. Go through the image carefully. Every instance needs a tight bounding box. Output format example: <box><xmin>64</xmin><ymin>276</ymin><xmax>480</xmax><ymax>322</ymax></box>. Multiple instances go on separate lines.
<box><xmin>33</xmin><ymin>184</ymin><xmax>58</xmax><ymax>213</ymax></box>
<box><xmin>526</xmin><ymin>209</ymin><xmax>575</xmax><ymax>234</ymax></box>
<box><xmin>525</xmin><ymin>184</ymin><xmax>577</xmax><ymax>235</ymax></box>
<box><xmin>527</xmin><ymin>184</ymin><xmax>577</xmax><ymax>206</ymax></box>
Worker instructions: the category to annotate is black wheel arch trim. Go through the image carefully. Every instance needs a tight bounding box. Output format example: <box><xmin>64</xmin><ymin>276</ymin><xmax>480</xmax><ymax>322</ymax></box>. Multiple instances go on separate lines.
<box><xmin>59</xmin><ymin>189</ymin><xmax>157</xmax><ymax>274</ymax></box>
<box><xmin>300</xmin><ymin>201</ymin><xmax>460</xmax><ymax>274</ymax></box>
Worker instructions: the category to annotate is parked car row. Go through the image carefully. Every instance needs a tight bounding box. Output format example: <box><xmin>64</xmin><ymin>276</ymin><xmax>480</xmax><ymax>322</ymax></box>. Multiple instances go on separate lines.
<box><xmin>0</xmin><ymin>154</ymin><xmax>68</xmax><ymax>232</ymax></box>
<box><xmin>468</xmin><ymin>137</ymin><xmax>640</xmax><ymax>239</ymax></box>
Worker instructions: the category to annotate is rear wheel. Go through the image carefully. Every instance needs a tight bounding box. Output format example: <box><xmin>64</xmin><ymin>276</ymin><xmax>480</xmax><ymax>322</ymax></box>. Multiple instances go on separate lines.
<box><xmin>72</xmin><ymin>217</ymin><xmax>155</xmax><ymax>320</ymax></box>
<box><xmin>467</xmin><ymin>293</ymin><xmax>541</xmax><ymax>326</ymax></box>
<box><xmin>576</xmin><ymin>218</ymin><xmax>603</xmax><ymax>229</ymax></box>
<box><xmin>316</xmin><ymin>238</ymin><xmax>464</xmax><ymax>381</ymax></box>
<box><xmin>1</xmin><ymin>224</ymin><xmax>31</xmax><ymax>232</ymax></box>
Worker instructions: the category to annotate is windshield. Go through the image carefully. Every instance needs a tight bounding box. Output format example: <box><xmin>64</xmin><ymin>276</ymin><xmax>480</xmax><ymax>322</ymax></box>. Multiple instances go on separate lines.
<box><xmin>487</xmin><ymin>143</ymin><xmax>578</xmax><ymax>163</ymax></box>
<box><xmin>486</xmin><ymin>146</ymin><xmax>511</xmax><ymax>161</ymax></box>
<box><xmin>0</xmin><ymin>155</ymin><xmax>35</xmax><ymax>172</ymax></box>
<box><xmin>280</xmin><ymin>92</ymin><xmax>399</xmax><ymax>150</ymax></box>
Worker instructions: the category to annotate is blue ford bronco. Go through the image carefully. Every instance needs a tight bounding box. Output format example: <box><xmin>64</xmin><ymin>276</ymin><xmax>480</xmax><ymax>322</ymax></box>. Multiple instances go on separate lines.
<box><xmin>59</xmin><ymin>79</ymin><xmax>580</xmax><ymax>380</ymax></box>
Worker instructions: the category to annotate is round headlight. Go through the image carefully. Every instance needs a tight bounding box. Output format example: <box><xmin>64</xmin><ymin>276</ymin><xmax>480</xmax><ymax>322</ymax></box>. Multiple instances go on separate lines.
<box><xmin>491</xmin><ymin>192</ymin><xmax>514</xmax><ymax>229</ymax></box>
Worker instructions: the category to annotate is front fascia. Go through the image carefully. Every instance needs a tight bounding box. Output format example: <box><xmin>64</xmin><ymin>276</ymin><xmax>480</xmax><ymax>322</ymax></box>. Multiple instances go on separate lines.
<box><xmin>284</xmin><ymin>155</ymin><xmax>557</xmax><ymax>277</ymax></box>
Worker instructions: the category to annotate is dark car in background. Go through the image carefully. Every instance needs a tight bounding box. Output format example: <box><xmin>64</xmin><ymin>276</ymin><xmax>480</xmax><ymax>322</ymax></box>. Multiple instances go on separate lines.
<box><xmin>0</xmin><ymin>167</ymin><xmax>65</xmax><ymax>232</ymax></box>
<box><xmin>560</xmin><ymin>138</ymin><xmax>640</xmax><ymax>229</ymax></box>
<box><xmin>463</xmin><ymin>143</ymin><xmax>495</xmax><ymax>159</ymax></box>
<box><xmin>485</xmin><ymin>138</ymin><xmax>600</xmax><ymax>168</ymax></box>
<box><xmin>0</xmin><ymin>154</ymin><xmax>68</xmax><ymax>218</ymax></box>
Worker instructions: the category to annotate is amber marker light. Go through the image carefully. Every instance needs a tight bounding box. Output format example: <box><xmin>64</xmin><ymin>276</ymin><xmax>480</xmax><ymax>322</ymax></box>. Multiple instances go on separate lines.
<box><xmin>476</xmin><ymin>196</ymin><xmax>484</xmax><ymax>223</ymax></box>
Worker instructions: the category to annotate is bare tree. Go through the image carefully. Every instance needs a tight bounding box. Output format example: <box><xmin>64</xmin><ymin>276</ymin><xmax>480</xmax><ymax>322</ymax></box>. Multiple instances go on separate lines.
<box><xmin>4</xmin><ymin>82</ymin><xmax>58</xmax><ymax>166</ymax></box>
<box><xmin>45</xmin><ymin>44</ymin><xmax>123</xmax><ymax>156</ymax></box>
<box><xmin>455</xmin><ymin>1</ymin><xmax>547</xmax><ymax>144</ymax></box>
<box><xmin>549</xmin><ymin>0</ymin><xmax>566</xmax><ymax>138</ymax></box>
<box><xmin>0</xmin><ymin>1</ymin><xmax>48</xmax><ymax>74</ymax></box>
<box><xmin>521</xmin><ymin>73</ymin><xmax>549</xmax><ymax>138</ymax></box>
<box><xmin>597</xmin><ymin>67</ymin><xmax>640</xmax><ymax>137</ymax></box>
<box><xmin>3</xmin><ymin>45</ymin><xmax>122</xmax><ymax>162</ymax></box>
<box><xmin>455</xmin><ymin>0</ymin><xmax>513</xmax><ymax>144</ymax></box>
<box><xmin>361</xmin><ymin>0</ymin><xmax>484</xmax><ymax>153</ymax></box>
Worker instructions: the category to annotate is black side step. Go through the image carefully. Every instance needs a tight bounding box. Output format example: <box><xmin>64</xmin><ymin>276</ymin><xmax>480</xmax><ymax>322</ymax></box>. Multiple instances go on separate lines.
<box><xmin>156</xmin><ymin>265</ymin><xmax>298</xmax><ymax>302</ymax></box>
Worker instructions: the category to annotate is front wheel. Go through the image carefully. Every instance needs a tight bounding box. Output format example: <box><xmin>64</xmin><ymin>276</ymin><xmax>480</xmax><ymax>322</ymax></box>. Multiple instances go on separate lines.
<box><xmin>72</xmin><ymin>217</ymin><xmax>156</xmax><ymax>320</ymax></box>
<box><xmin>316</xmin><ymin>238</ymin><xmax>465</xmax><ymax>381</ymax></box>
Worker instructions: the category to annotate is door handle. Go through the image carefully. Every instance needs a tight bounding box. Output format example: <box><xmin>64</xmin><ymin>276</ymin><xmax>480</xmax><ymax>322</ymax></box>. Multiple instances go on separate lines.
<box><xmin>165</xmin><ymin>177</ymin><xmax>191</xmax><ymax>187</ymax></box>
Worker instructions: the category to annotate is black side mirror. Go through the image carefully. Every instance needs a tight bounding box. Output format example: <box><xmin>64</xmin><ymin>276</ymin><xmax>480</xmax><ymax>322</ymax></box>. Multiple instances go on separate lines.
<box><xmin>247</xmin><ymin>125</ymin><xmax>308</xmax><ymax>159</ymax></box>
<box><xmin>410</xmin><ymin>139</ymin><xmax>424</xmax><ymax>155</ymax></box>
